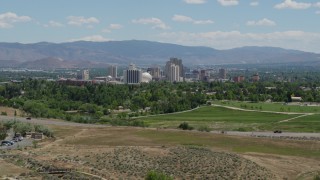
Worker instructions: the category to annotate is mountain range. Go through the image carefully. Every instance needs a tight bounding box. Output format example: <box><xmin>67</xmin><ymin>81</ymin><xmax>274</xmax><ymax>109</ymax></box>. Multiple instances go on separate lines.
<box><xmin>0</xmin><ymin>40</ymin><xmax>319</xmax><ymax>69</ymax></box>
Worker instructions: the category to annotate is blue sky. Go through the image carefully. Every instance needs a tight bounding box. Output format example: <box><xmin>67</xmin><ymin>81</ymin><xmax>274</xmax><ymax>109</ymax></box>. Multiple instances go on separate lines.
<box><xmin>1</xmin><ymin>0</ymin><xmax>320</xmax><ymax>53</ymax></box>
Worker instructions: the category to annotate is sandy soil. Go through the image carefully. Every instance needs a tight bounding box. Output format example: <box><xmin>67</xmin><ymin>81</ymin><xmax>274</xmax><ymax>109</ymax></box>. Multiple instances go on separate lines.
<box><xmin>0</xmin><ymin>159</ymin><xmax>29</xmax><ymax>177</ymax></box>
<box><xmin>0</xmin><ymin>106</ymin><xmax>23</xmax><ymax>117</ymax></box>
<box><xmin>243</xmin><ymin>153</ymin><xmax>320</xmax><ymax>179</ymax></box>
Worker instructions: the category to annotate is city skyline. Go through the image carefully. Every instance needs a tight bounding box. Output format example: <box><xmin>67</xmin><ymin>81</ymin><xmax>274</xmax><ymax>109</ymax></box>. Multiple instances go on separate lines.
<box><xmin>1</xmin><ymin>0</ymin><xmax>320</xmax><ymax>53</ymax></box>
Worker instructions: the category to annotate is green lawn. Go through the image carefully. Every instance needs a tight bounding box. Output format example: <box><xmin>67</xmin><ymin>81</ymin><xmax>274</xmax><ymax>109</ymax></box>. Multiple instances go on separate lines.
<box><xmin>139</xmin><ymin>106</ymin><xmax>298</xmax><ymax>131</ymax></box>
<box><xmin>212</xmin><ymin>100</ymin><xmax>320</xmax><ymax>113</ymax></box>
<box><xmin>260</xmin><ymin>114</ymin><xmax>320</xmax><ymax>132</ymax></box>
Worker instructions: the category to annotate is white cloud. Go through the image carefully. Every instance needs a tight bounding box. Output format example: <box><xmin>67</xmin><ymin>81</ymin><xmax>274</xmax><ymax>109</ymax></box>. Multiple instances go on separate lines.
<box><xmin>246</xmin><ymin>18</ymin><xmax>276</xmax><ymax>26</ymax></box>
<box><xmin>109</xmin><ymin>24</ymin><xmax>123</xmax><ymax>30</ymax></box>
<box><xmin>194</xmin><ymin>20</ymin><xmax>214</xmax><ymax>24</ymax></box>
<box><xmin>69</xmin><ymin>35</ymin><xmax>109</xmax><ymax>42</ymax></box>
<box><xmin>132</xmin><ymin>17</ymin><xmax>170</xmax><ymax>30</ymax></box>
<box><xmin>314</xmin><ymin>2</ymin><xmax>320</xmax><ymax>8</ymax></box>
<box><xmin>316</xmin><ymin>10</ymin><xmax>320</xmax><ymax>14</ymax></box>
<box><xmin>217</xmin><ymin>0</ymin><xmax>239</xmax><ymax>6</ymax></box>
<box><xmin>183</xmin><ymin>0</ymin><xmax>206</xmax><ymax>4</ymax></box>
<box><xmin>274</xmin><ymin>0</ymin><xmax>311</xmax><ymax>10</ymax></box>
<box><xmin>44</xmin><ymin>20</ymin><xmax>63</xmax><ymax>28</ymax></box>
<box><xmin>158</xmin><ymin>30</ymin><xmax>320</xmax><ymax>53</ymax></box>
<box><xmin>172</xmin><ymin>15</ymin><xmax>194</xmax><ymax>23</ymax></box>
<box><xmin>172</xmin><ymin>15</ymin><xmax>214</xmax><ymax>25</ymax></box>
<box><xmin>0</xmin><ymin>12</ymin><xmax>31</xmax><ymax>28</ymax></box>
<box><xmin>250</xmin><ymin>2</ymin><xmax>259</xmax><ymax>6</ymax></box>
<box><xmin>102</xmin><ymin>24</ymin><xmax>123</xmax><ymax>33</ymax></box>
<box><xmin>67</xmin><ymin>16</ymin><xmax>99</xmax><ymax>26</ymax></box>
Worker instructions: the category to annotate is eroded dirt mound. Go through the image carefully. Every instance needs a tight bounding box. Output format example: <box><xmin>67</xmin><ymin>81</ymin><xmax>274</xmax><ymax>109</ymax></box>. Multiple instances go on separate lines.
<box><xmin>76</xmin><ymin>146</ymin><xmax>275</xmax><ymax>179</ymax></box>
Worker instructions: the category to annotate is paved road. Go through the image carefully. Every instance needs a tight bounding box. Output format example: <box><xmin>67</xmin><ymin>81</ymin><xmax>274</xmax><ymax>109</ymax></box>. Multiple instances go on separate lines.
<box><xmin>0</xmin><ymin>115</ymin><xmax>105</xmax><ymax>127</ymax></box>
<box><xmin>0</xmin><ymin>128</ymin><xmax>34</xmax><ymax>150</ymax></box>
<box><xmin>211</xmin><ymin>131</ymin><xmax>320</xmax><ymax>140</ymax></box>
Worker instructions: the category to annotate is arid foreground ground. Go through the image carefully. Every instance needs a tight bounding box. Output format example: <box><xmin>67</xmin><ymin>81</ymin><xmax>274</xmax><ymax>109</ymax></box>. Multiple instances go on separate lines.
<box><xmin>1</xmin><ymin>125</ymin><xmax>320</xmax><ymax>179</ymax></box>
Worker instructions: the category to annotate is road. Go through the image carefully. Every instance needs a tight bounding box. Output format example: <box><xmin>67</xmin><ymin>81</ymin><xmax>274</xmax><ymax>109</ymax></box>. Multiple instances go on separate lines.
<box><xmin>0</xmin><ymin>115</ymin><xmax>105</xmax><ymax>127</ymax></box>
<box><xmin>211</xmin><ymin>131</ymin><xmax>320</xmax><ymax>140</ymax></box>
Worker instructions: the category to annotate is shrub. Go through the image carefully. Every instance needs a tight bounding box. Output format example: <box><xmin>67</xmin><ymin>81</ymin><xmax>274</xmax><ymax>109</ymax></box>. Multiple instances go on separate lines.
<box><xmin>145</xmin><ymin>170</ymin><xmax>173</xmax><ymax>180</ymax></box>
<box><xmin>1</xmin><ymin>111</ymin><xmax>7</xmax><ymax>116</ymax></box>
<box><xmin>314</xmin><ymin>173</ymin><xmax>320</xmax><ymax>180</ymax></box>
<box><xmin>197</xmin><ymin>125</ymin><xmax>211</xmax><ymax>132</ymax></box>
<box><xmin>178</xmin><ymin>122</ymin><xmax>194</xmax><ymax>130</ymax></box>
<box><xmin>34</xmin><ymin>124</ymin><xmax>54</xmax><ymax>137</ymax></box>
<box><xmin>109</xmin><ymin>119</ymin><xmax>147</xmax><ymax>127</ymax></box>
<box><xmin>13</xmin><ymin>122</ymin><xmax>33</xmax><ymax>136</ymax></box>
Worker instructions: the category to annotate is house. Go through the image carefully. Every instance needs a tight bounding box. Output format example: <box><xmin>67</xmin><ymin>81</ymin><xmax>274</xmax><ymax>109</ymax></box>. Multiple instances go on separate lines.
<box><xmin>291</xmin><ymin>96</ymin><xmax>302</xmax><ymax>102</ymax></box>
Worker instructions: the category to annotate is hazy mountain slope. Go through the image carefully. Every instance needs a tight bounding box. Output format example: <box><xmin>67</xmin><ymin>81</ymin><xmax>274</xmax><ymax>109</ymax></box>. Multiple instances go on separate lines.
<box><xmin>0</xmin><ymin>40</ymin><xmax>319</xmax><ymax>67</ymax></box>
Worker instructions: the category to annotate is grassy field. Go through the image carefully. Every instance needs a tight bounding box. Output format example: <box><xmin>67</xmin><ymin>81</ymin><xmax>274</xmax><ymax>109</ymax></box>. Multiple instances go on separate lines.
<box><xmin>260</xmin><ymin>114</ymin><xmax>320</xmax><ymax>132</ymax></box>
<box><xmin>50</xmin><ymin>125</ymin><xmax>320</xmax><ymax>159</ymax></box>
<box><xmin>1</xmin><ymin>125</ymin><xmax>319</xmax><ymax>179</ymax></box>
<box><xmin>212</xmin><ymin>100</ymin><xmax>320</xmax><ymax>113</ymax></box>
<box><xmin>139</xmin><ymin>106</ymin><xmax>299</xmax><ymax>131</ymax></box>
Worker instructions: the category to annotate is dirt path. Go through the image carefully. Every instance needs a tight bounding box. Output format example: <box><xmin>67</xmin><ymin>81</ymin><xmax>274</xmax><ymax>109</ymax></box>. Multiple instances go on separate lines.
<box><xmin>279</xmin><ymin>113</ymin><xmax>313</xmax><ymax>123</ymax></box>
<box><xmin>211</xmin><ymin>104</ymin><xmax>308</xmax><ymax>115</ymax></box>
<box><xmin>132</xmin><ymin>106</ymin><xmax>201</xmax><ymax>119</ymax></box>
<box><xmin>76</xmin><ymin>171</ymin><xmax>107</xmax><ymax>180</ymax></box>
<box><xmin>39</xmin><ymin>128</ymin><xmax>89</xmax><ymax>150</ymax></box>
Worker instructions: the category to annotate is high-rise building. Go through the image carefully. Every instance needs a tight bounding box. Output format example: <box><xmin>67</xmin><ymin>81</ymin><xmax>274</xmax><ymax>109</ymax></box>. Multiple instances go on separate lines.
<box><xmin>165</xmin><ymin>57</ymin><xmax>184</xmax><ymax>82</ymax></box>
<box><xmin>148</xmin><ymin>66</ymin><xmax>161</xmax><ymax>79</ymax></box>
<box><xmin>219</xmin><ymin>68</ymin><xmax>226</xmax><ymax>79</ymax></box>
<box><xmin>123</xmin><ymin>63</ymin><xmax>142</xmax><ymax>84</ymax></box>
<box><xmin>252</xmin><ymin>73</ymin><xmax>260</xmax><ymax>82</ymax></box>
<box><xmin>108</xmin><ymin>65</ymin><xmax>117</xmax><ymax>78</ymax></box>
<box><xmin>233</xmin><ymin>75</ymin><xmax>245</xmax><ymax>83</ymax></box>
<box><xmin>81</xmin><ymin>69</ymin><xmax>90</xmax><ymax>80</ymax></box>
<box><xmin>200</xmin><ymin>70</ymin><xmax>210</xmax><ymax>81</ymax></box>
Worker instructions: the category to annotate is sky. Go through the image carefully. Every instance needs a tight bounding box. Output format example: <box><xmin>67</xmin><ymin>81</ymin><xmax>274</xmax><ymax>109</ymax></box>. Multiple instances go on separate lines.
<box><xmin>1</xmin><ymin>0</ymin><xmax>320</xmax><ymax>53</ymax></box>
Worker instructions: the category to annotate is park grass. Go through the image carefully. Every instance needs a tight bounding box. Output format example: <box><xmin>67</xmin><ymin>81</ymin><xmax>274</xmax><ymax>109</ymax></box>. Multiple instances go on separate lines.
<box><xmin>212</xmin><ymin>100</ymin><xmax>320</xmax><ymax>113</ymax></box>
<box><xmin>260</xmin><ymin>114</ymin><xmax>320</xmax><ymax>132</ymax></box>
<box><xmin>139</xmin><ymin>106</ymin><xmax>298</xmax><ymax>131</ymax></box>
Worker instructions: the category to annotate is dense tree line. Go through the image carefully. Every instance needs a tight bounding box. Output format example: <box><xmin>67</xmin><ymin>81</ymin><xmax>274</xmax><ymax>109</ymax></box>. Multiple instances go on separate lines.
<box><xmin>0</xmin><ymin>79</ymin><xmax>206</xmax><ymax>122</ymax></box>
<box><xmin>1</xmin><ymin>78</ymin><xmax>320</xmax><ymax>123</ymax></box>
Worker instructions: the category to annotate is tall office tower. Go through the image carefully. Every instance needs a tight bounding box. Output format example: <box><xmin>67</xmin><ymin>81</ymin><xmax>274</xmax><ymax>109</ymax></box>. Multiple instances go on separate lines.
<box><xmin>108</xmin><ymin>65</ymin><xmax>117</xmax><ymax>78</ymax></box>
<box><xmin>149</xmin><ymin>66</ymin><xmax>161</xmax><ymax>79</ymax></box>
<box><xmin>200</xmin><ymin>69</ymin><xmax>210</xmax><ymax>81</ymax></box>
<box><xmin>82</xmin><ymin>69</ymin><xmax>90</xmax><ymax>80</ymax></box>
<box><xmin>219</xmin><ymin>68</ymin><xmax>227</xmax><ymax>79</ymax></box>
<box><xmin>165</xmin><ymin>57</ymin><xmax>184</xmax><ymax>82</ymax></box>
<box><xmin>252</xmin><ymin>73</ymin><xmax>260</xmax><ymax>82</ymax></box>
<box><xmin>123</xmin><ymin>63</ymin><xmax>142</xmax><ymax>84</ymax></box>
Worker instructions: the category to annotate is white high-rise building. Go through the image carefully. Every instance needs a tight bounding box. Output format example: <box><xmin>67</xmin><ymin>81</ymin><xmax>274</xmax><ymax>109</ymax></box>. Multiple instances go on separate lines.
<box><xmin>82</xmin><ymin>69</ymin><xmax>90</xmax><ymax>80</ymax></box>
<box><xmin>165</xmin><ymin>57</ymin><xmax>184</xmax><ymax>82</ymax></box>
<box><xmin>123</xmin><ymin>63</ymin><xmax>142</xmax><ymax>84</ymax></box>
<box><xmin>108</xmin><ymin>65</ymin><xmax>117</xmax><ymax>78</ymax></box>
<box><xmin>169</xmin><ymin>64</ymin><xmax>180</xmax><ymax>82</ymax></box>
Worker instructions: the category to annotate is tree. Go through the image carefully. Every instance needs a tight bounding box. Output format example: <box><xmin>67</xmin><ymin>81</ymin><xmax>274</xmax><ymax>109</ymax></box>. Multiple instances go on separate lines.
<box><xmin>0</xmin><ymin>124</ymin><xmax>7</xmax><ymax>140</ymax></box>
<box><xmin>145</xmin><ymin>170</ymin><xmax>173</xmax><ymax>180</ymax></box>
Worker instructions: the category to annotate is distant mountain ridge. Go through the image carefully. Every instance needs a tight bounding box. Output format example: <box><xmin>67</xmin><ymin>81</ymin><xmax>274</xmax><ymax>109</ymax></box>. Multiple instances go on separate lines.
<box><xmin>0</xmin><ymin>40</ymin><xmax>319</xmax><ymax>68</ymax></box>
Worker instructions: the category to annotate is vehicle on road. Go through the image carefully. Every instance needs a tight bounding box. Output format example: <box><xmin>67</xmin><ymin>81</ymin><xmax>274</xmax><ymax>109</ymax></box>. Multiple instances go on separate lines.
<box><xmin>26</xmin><ymin>117</ymin><xmax>31</xmax><ymax>120</ymax></box>
<box><xmin>274</xmin><ymin>130</ymin><xmax>282</xmax><ymax>133</ymax></box>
